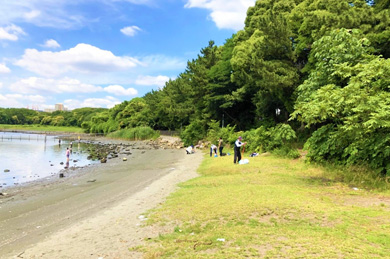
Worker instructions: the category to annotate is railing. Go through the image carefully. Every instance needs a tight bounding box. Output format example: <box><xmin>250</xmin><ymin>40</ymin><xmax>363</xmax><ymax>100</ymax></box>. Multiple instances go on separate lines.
<box><xmin>0</xmin><ymin>131</ymin><xmax>106</xmax><ymax>142</ymax></box>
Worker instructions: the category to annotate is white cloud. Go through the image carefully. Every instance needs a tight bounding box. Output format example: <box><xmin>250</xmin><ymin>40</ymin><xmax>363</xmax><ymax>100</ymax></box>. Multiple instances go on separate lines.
<box><xmin>0</xmin><ymin>1</ymin><xmax>86</xmax><ymax>29</ymax></box>
<box><xmin>139</xmin><ymin>55</ymin><xmax>186</xmax><ymax>72</ymax></box>
<box><xmin>0</xmin><ymin>1</ymin><xmax>153</xmax><ymax>30</ymax></box>
<box><xmin>121</xmin><ymin>26</ymin><xmax>142</xmax><ymax>37</ymax></box>
<box><xmin>24</xmin><ymin>10</ymin><xmax>41</xmax><ymax>20</ymax></box>
<box><xmin>0</xmin><ymin>63</ymin><xmax>11</xmax><ymax>73</ymax></box>
<box><xmin>42</xmin><ymin>39</ymin><xmax>60</xmax><ymax>48</ymax></box>
<box><xmin>64</xmin><ymin>96</ymin><xmax>121</xmax><ymax>109</ymax></box>
<box><xmin>9</xmin><ymin>77</ymin><xmax>103</xmax><ymax>94</ymax></box>
<box><xmin>15</xmin><ymin>43</ymin><xmax>141</xmax><ymax>77</ymax></box>
<box><xmin>0</xmin><ymin>93</ymin><xmax>46</xmax><ymax>108</ymax></box>
<box><xmin>135</xmin><ymin>75</ymin><xmax>170</xmax><ymax>87</ymax></box>
<box><xmin>0</xmin><ymin>24</ymin><xmax>26</xmax><ymax>41</ymax></box>
<box><xmin>120</xmin><ymin>0</ymin><xmax>154</xmax><ymax>4</ymax></box>
<box><xmin>184</xmin><ymin>0</ymin><xmax>255</xmax><ymax>31</ymax></box>
<box><xmin>104</xmin><ymin>85</ymin><xmax>138</xmax><ymax>96</ymax></box>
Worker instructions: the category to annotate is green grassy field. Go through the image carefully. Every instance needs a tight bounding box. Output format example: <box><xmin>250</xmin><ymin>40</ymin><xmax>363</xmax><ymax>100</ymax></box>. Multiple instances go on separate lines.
<box><xmin>0</xmin><ymin>124</ymin><xmax>84</xmax><ymax>133</ymax></box>
<box><xmin>135</xmin><ymin>151</ymin><xmax>390</xmax><ymax>258</ymax></box>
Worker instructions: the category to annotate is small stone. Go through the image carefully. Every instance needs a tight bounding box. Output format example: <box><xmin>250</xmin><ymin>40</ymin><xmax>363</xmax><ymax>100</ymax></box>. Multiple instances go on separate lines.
<box><xmin>4</xmin><ymin>169</ymin><xmax>10</xmax><ymax>173</ymax></box>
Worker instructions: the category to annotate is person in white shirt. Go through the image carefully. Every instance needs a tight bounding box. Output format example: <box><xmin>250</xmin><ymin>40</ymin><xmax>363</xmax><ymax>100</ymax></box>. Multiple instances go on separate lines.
<box><xmin>186</xmin><ymin>145</ymin><xmax>194</xmax><ymax>154</ymax></box>
<box><xmin>234</xmin><ymin>136</ymin><xmax>246</xmax><ymax>164</ymax></box>
<box><xmin>210</xmin><ymin>144</ymin><xmax>218</xmax><ymax>157</ymax></box>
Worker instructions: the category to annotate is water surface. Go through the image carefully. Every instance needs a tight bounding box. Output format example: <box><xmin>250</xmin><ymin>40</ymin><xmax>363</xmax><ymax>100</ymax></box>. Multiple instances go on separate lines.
<box><xmin>0</xmin><ymin>132</ymin><xmax>96</xmax><ymax>188</ymax></box>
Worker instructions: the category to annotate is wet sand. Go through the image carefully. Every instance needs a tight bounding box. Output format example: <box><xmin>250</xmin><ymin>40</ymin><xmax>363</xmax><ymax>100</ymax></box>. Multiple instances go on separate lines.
<box><xmin>0</xmin><ymin>139</ymin><xmax>203</xmax><ymax>258</ymax></box>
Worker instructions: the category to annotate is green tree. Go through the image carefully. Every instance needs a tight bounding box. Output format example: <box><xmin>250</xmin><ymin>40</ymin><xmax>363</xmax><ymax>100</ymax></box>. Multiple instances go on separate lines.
<box><xmin>367</xmin><ymin>0</ymin><xmax>390</xmax><ymax>58</ymax></box>
<box><xmin>231</xmin><ymin>0</ymin><xmax>299</xmax><ymax>126</ymax></box>
<box><xmin>290</xmin><ymin>0</ymin><xmax>374</xmax><ymax>65</ymax></box>
<box><xmin>116</xmin><ymin>97</ymin><xmax>151</xmax><ymax>128</ymax></box>
<box><xmin>206</xmin><ymin>36</ymin><xmax>251</xmax><ymax>129</ymax></box>
<box><xmin>292</xmin><ymin>29</ymin><xmax>390</xmax><ymax>174</ymax></box>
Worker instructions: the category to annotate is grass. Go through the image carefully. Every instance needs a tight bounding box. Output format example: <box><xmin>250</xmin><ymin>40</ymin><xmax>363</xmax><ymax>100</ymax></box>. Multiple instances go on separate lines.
<box><xmin>133</xmin><ymin>150</ymin><xmax>390</xmax><ymax>258</ymax></box>
<box><xmin>0</xmin><ymin>124</ymin><xmax>84</xmax><ymax>133</ymax></box>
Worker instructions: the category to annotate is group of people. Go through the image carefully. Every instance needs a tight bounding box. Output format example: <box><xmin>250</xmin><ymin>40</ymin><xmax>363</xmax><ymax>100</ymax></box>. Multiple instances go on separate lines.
<box><xmin>209</xmin><ymin>136</ymin><xmax>247</xmax><ymax>164</ymax></box>
<box><xmin>209</xmin><ymin>137</ymin><xmax>224</xmax><ymax>157</ymax></box>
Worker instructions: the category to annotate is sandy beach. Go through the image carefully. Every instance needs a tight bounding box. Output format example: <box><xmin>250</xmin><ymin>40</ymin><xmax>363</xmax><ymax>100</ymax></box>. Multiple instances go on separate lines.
<box><xmin>0</xmin><ymin>138</ymin><xmax>203</xmax><ymax>258</ymax></box>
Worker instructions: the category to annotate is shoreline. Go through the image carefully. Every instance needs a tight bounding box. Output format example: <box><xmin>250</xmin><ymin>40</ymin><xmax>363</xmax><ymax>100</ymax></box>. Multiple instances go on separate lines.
<box><xmin>0</xmin><ymin>135</ymin><xmax>201</xmax><ymax>258</ymax></box>
<box><xmin>0</xmin><ymin>131</ymin><xmax>174</xmax><ymax>190</ymax></box>
<box><xmin>0</xmin><ymin>133</ymin><xmax>123</xmax><ymax>190</ymax></box>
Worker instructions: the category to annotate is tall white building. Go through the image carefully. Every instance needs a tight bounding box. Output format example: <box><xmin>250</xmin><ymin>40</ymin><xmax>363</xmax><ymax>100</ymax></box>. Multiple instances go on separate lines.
<box><xmin>55</xmin><ymin>103</ymin><xmax>65</xmax><ymax>111</ymax></box>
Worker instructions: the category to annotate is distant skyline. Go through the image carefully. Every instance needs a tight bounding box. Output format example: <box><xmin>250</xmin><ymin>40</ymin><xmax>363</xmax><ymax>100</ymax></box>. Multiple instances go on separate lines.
<box><xmin>0</xmin><ymin>0</ymin><xmax>256</xmax><ymax>110</ymax></box>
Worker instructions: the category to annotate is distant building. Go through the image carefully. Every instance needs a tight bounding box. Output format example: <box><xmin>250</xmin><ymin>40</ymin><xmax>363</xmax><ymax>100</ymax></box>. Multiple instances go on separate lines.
<box><xmin>44</xmin><ymin>103</ymin><xmax>68</xmax><ymax>113</ymax></box>
<box><xmin>55</xmin><ymin>103</ymin><xmax>65</xmax><ymax>111</ymax></box>
<box><xmin>44</xmin><ymin>108</ymin><xmax>55</xmax><ymax>113</ymax></box>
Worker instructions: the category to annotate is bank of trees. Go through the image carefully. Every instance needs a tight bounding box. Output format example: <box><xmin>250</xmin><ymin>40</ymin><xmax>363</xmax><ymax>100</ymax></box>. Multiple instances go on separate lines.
<box><xmin>2</xmin><ymin>0</ymin><xmax>389</xmax><ymax>174</ymax></box>
<box><xmin>0</xmin><ymin>107</ymin><xmax>106</xmax><ymax>127</ymax></box>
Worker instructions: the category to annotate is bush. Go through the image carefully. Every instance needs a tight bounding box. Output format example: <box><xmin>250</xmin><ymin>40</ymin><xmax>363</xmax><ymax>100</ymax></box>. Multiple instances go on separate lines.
<box><xmin>241</xmin><ymin>124</ymin><xmax>300</xmax><ymax>158</ymax></box>
<box><xmin>107</xmin><ymin>126</ymin><xmax>160</xmax><ymax>140</ymax></box>
<box><xmin>180</xmin><ymin>120</ymin><xmax>206</xmax><ymax>146</ymax></box>
<box><xmin>206</xmin><ymin>120</ymin><xmax>236</xmax><ymax>147</ymax></box>
<box><xmin>305</xmin><ymin>124</ymin><xmax>390</xmax><ymax>175</ymax></box>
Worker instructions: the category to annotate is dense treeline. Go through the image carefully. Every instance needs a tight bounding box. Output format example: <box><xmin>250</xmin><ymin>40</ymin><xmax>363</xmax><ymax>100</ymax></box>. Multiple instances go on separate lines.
<box><xmin>2</xmin><ymin>0</ymin><xmax>389</xmax><ymax>174</ymax></box>
<box><xmin>0</xmin><ymin>107</ymin><xmax>106</xmax><ymax>128</ymax></box>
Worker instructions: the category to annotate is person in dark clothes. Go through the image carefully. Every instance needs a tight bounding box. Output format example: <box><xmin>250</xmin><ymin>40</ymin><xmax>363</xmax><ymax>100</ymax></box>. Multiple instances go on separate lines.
<box><xmin>218</xmin><ymin>137</ymin><xmax>224</xmax><ymax>156</ymax></box>
<box><xmin>234</xmin><ymin>136</ymin><xmax>246</xmax><ymax>164</ymax></box>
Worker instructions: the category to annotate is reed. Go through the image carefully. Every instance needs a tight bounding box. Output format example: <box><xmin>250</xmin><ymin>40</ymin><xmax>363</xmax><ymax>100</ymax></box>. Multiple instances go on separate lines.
<box><xmin>106</xmin><ymin>126</ymin><xmax>160</xmax><ymax>140</ymax></box>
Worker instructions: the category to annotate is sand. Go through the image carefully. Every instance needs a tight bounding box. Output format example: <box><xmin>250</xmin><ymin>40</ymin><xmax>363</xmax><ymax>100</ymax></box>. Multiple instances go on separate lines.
<box><xmin>0</xmin><ymin>139</ymin><xmax>203</xmax><ymax>258</ymax></box>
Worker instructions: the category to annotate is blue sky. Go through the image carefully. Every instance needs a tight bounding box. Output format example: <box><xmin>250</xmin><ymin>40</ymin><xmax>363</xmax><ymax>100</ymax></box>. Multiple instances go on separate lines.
<box><xmin>0</xmin><ymin>0</ymin><xmax>255</xmax><ymax>110</ymax></box>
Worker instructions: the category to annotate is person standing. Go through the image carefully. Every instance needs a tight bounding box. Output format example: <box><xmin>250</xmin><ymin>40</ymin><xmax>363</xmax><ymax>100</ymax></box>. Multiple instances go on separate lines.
<box><xmin>234</xmin><ymin>136</ymin><xmax>246</xmax><ymax>164</ymax></box>
<box><xmin>66</xmin><ymin>147</ymin><xmax>70</xmax><ymax>162</ymax></box>
<box><xmin>218</xmin><ymin>137</ymin><xmax>224</xmax><ymax>156</ymax></box>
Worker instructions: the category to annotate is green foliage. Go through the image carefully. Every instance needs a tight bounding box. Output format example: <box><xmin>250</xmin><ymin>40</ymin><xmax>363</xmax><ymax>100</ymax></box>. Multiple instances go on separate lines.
<box><xmin>242</xmin><ymin>124</ymin><xmax>300</xmax><ymax>158</ymax></box>
<box><xmin>206</xmin><ymin>120</ymin><xmax>236</xmax><ymax>145</ymax></box>
<box><xmin>88</xmin><ymin>111</ymin><xmax>119</xmax><ymax>134</ymax></box>
<box><xmin>294</xmin><ymin>28</ymin><xmax>390</xmax><ymax>174</ymax></box>
<box><xmin>40</xmin><ymin>116</ymin><xmax>52</xmax><ymax>125</ymax></box>
<box><xmin>106</xmin><ymin>126</ymin><xmax>159</xmax><ymax>140</ymax></box>
<box><xmin>0</xmin><ymin>124</ymin><xmax>84</xmax><ymax>133</ymax></box>
<box><xmin>290</xmin><ymin>0</ymin><xmax>375</xmax><ymax>64</ymax></box>
<box><xmin>180</xmin><ymin>120</ymin><xmax>206</xmax><ymax>146</ymax></box>
<box><xmin>116</xmin><ymin>97</ymin><xmax>151</xmax><ymax>128</ymax></box>
<box><xmin>0</xmin><ymin>107</ymin><xmax>106</xmax><ymax>129</ymax></box>
<box><xmin>231</xmin><ymin>0</ymin><xmax>299</xmax><ymax>124</ymax></box>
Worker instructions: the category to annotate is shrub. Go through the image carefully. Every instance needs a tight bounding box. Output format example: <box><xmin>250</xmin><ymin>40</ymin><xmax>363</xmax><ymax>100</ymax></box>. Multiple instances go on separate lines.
<box><xmin>180</xmin><ymin>120</ymin><xmax>206</xmax><ymax>146</ymax></box>
<box><xmin>206</xmin><ymin>120</ymin><xmax>236</xmax><ymax>147</ymax></box>
<box><xmin>107</xmin><ymin>126</ymin><xmax>160</xmax><ymax>140</ymax></box>
<box><xmin>241</xmin><ymin>124</ymin><xmax>300</xmax><ymax>158</ymax></box>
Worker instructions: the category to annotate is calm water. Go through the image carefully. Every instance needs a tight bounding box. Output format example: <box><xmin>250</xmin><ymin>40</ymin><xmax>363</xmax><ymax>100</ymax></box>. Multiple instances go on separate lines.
<box><xmin>0</xmin><ymin>132</ymin><xmax>97</xmax><ymax>189</ymax></box>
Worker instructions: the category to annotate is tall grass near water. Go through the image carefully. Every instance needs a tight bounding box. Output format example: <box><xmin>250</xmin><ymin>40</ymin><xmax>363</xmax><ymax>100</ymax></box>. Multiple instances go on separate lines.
<box><xmin>106</xmin><ymin>126</ymin><xmax>159</xmax><ymax>140</ymax></box>
<box><xmin>135</xmin><ymin>151</ymin><xmax>390</xmax><ymax>258</ymax></box>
